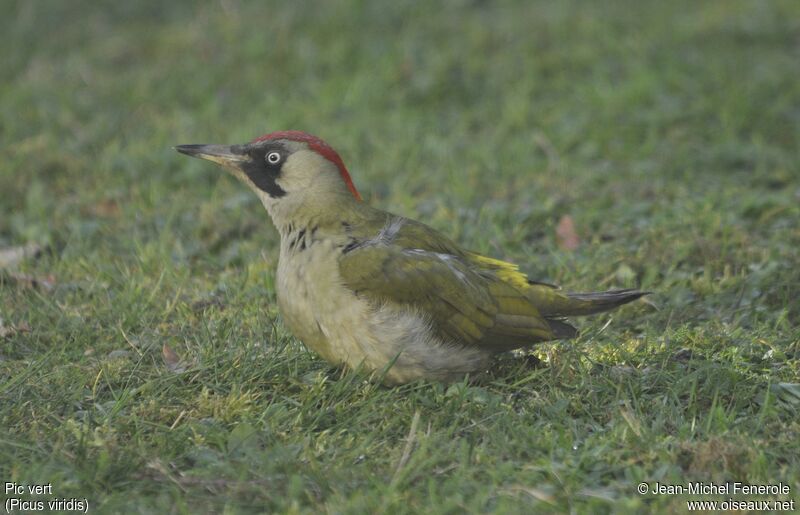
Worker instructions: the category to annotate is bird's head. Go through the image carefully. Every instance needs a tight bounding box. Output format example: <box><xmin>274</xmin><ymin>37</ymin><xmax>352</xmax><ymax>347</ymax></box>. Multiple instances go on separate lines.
<box><xmin>176</xmin><ymin>131</ymin><xmax>361</xmax><ymax>226</ymax></box>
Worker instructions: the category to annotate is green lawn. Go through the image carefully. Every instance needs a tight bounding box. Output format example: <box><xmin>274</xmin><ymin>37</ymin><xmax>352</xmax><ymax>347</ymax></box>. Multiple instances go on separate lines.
<box><xmin>1</xmin><ymin>0</ymin><xmax>798</xmax><ymax>513</ymax></box>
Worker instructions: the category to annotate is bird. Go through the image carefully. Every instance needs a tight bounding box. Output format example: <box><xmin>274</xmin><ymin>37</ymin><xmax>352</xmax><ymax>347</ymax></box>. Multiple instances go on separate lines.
<box><xmin>176</xmin><ymin>131</ymin><xmax>648</xmax><ymax>384</ymax></box>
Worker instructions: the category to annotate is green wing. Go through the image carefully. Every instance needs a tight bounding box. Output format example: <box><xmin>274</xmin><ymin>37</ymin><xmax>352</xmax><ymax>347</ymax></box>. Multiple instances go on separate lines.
<box><xmin>340</xmin><ymin>208</ymin><xmax>645</xmax><ymax>341</ymax></box>
<box><xmin>342</xmin><ymin>211</ymin><xmax>580</xmax><ymax>317</ymax></box>
<box><xmin>338</xmin><ymin>239</ymin><xmax>559</xmax><ymax>351</ymax></box>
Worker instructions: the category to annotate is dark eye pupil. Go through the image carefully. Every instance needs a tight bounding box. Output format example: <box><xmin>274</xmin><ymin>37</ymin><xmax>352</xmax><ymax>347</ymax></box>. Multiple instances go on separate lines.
<box><xmin>268</xmin><ymin>152</ymin><xmax>280</xmax><ymax>164</ymax></box>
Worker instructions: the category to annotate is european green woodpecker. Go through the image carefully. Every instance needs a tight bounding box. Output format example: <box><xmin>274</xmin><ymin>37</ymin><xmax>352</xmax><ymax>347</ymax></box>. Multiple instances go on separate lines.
<box><xmin>176</xmin><ymin>131</ymin><xmax>647</xmax><ymax>384</ymax></box>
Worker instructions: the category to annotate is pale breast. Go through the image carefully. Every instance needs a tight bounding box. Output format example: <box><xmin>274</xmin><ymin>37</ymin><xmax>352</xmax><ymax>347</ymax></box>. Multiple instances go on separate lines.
<box><xmin>276</xmin><ymin>237</ymin><xmax>351</xmax><ymax>365</ymax></box>
<box><xmin>275</xmin><ymin>233</ymin><xmax>492</xmax><ymax>383</ymax></box>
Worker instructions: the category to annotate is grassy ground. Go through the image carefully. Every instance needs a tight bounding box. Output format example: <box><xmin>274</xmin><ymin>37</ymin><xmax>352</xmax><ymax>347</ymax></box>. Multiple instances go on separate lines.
<box><xmin>2</xmin><ymin>0</ymin><xmax>799</xmax><ymax>512</ymax></box>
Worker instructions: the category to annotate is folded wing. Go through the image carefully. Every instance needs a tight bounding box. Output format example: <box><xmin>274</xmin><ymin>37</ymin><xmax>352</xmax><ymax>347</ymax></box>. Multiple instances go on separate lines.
<box><xmin>338</xmin><ymin>242</ymin><xmax>563</xmax><ymax>351</ymax></box>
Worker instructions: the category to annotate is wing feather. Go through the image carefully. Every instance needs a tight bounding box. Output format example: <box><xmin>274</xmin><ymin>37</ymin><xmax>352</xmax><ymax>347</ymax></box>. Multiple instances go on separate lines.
<box><xmin>338</xmin><ymin>240</ymin><xmax>556</xmax><ymax>350</ymax></box>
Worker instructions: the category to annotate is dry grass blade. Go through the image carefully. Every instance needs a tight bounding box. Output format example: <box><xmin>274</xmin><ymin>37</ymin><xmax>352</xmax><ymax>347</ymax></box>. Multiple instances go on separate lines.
<box><xmin>392</xmin><ymin>410</ymin><xmax>421</xmax><ymax>483</ymax></box>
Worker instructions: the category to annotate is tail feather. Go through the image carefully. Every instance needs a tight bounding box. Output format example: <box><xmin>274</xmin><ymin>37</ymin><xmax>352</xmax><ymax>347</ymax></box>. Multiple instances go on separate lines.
<box><xmin>540</xmin><ymin>290</ymin><xmax>649</xmax><ymax>341</ymax></box>
<box><xmin>527</xmin><ymin>283</ymin><xmax>651</xmax><ymax>318</ymax></box>
<box><xmin>563</xmin><ymin>289</ymin><xmax>650</xmax><ymax>316</ymax></box>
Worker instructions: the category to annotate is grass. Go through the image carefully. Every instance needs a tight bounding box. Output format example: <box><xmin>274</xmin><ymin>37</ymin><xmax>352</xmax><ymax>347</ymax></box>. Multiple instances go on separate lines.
<box><xmin>1</xmin><ymin>0</ymin><xmax>798</xmax><ymax>512</ymax></box>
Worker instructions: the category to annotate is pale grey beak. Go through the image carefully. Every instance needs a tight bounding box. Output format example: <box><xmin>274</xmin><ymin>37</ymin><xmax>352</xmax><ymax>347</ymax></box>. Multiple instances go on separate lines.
<box><xmin>174</xmin><ymin>144</ymin><xmax>248</xmax><ymax>168</ymax></box>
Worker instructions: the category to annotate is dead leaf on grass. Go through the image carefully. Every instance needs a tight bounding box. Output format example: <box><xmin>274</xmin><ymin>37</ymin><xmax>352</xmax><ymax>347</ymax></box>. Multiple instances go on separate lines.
<box><xmin>0</xmin><ymin>318</ymin><xmax>30</xmax><ymax>338</ymax></box>
<box><xmin>556</xmin><ymin>215</ymin><xmax>580</xmax><ymax>251</ymax></box>
<box><xmin>0</xmin><ymin>243</ymin><xmax>43</xmax><ymax>268</ymax></box>
<box><xmin>162</xmin><ymin>343</ymin><xmax>187</xmax><ymax>373</ymax></box>
<box><xmin>0</xmin><ymin>272</ymin><xmax>56</xmax><ymax>291</ymax></box>
<box><xmin>87</xmin><ymin>198</ymin><xmax>120</xmax><ymax>218</ymax></box>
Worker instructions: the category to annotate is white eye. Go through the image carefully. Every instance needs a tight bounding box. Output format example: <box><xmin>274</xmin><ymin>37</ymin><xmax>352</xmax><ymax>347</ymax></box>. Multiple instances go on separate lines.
<box><xmin>266</xmin><ymin>151</ymin><xmax>281</xmax><ymax>164</ymax></box>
